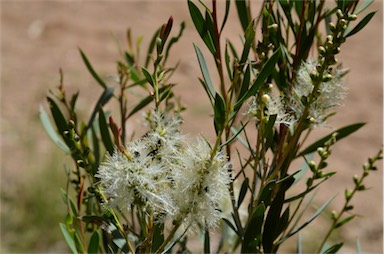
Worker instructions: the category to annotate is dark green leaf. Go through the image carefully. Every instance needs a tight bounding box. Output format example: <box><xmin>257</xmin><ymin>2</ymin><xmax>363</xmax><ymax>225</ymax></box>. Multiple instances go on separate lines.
<box><xmin>264</xmin><ymin>114</ymin><xmax>277</xmax><ymax>150</ymax></box>
<box><xmin>241</xmin><ymin>204</ymin><xmax>265</xmax><ymax>253</ymax></box>
<box><xmin>127</xmin><ymin>86</ymin><xmax>169</xmax><ymax>117</ymax></box>
<box><xmin>234</xmin><ymin>48</ymin><xmax>281</xmax><ymax>111</ymax></box>
<box><xmin>220</xmin><ymin>0</ymin><xmax>231</xmax><ymax>33</ymax></box>
<box><xmin>235</xmin><ymin>0</ymin><xmax>250</xmax><ymax>33</ymax></box>
<box><xmin>223</xmin><ymin>218</ymin><xmax>240</xmax><ymax>237</ymax></box>
<box><xmin>194</xmin><ymin>44</ymin><xmax>216</xmax><ymax>100</ymax></box>
<box><xmin>204</xmin><ymin>228</ymin><xmax>210</xmax><ymax>254</ymax></box>
<box><xmin>238</xmin><ymin>64</ymin><xmax>250</xmax><ymax>101</ymax></box>
<box><xmin>345</xmin><ymin>12</ymin><xmax>376</xmax><ymax>38</ymax></box>
<box><xmin>98</xmin><ymin>108</ymin><xmax>114</xmax><ymax>155</ymax></box>
<box><xmin>214</xmin><ymin>93</ymin><xmax>226</xmax><ymax>134</ymax></box>
<box><xmin>151</xmin><ymin>223</ymin><xmax>164</xmax><ymax>253</ymax></box>
<box><xmin>335</xmin><ymin>215</ymin><xmax>356</xmax><ymax>228</ymax></box>
<box><xmin>88</xmin><ymin>231</ymin><xmax>100</xmax><ymax>254</ymax></box>
<box><xmin>141</xmin><ymin>67</ymin><xmax>155</xmax><ymax>87</ymax></box>
<box><xmin>86</xmin><ymin>87</ymin><xmax>115</xmax><ymax>131</ymax></box>
<box><xmin>188</xmin><ymin>0</ymin><xmax>216</xmax><ymax>54</ymax></box>
<box><xmin>237</xmin><ymin>177</ymin><xmax>249</xmax><ymax>207</ymax></box>
<box><xmin>47</xmin><ymin>97</ymin><xmax>69</xmax><ymax>138</ymax></box>
<box><xmin>285</xmin><ymin>178</ymin><xmax>327</xmax><ymax>203</ymax></box>
<box><xmin>40</xmin><ymin>104</ymin><xmax>70</xmax><ymax>153</ymax></box>
<box><xmin>279</xmin><ymin>195</ymin><xmax>336</xmax><ymax>243</ymax></box>
<box><xmin>145</xmin><ymin>28</ymin><xmax>160</xmax><ymax>68</ymax></box>
<box><xmin>297</xmin><ymin>123</ymin><xmax>365</xmax><ymax>157</ymax></box>
<box><xmin>60</xmin><ymin>223</ymin><xmax>78</xmax><ymax>254</ymax></box>
<box><xmin>222</xmin><ymin>121</ymin><xmax>249</xmax><ymax>148</ymax></box>
<box><xmin>79</xmin><ymin>49</ymin><xmax>107</xmax><ymax>89</ymax></box>
<box><xmin>239</xmin><ymin>20</ymin><xmax>256</xmax><ymax>65</ymax></box>
<box><xmin>91</xmin><ymin>126</ymin><xmax>100</xmax><ymax>170</ymax></box>
<box><xmin>323</xmin><ymin>243</ymin><xmax>343</xmax><ymax>253</ymax></box>
<box><xmin>258</xmin><ymin>180</ymin><xmax>276</xmax><ymax>206</ymax></box>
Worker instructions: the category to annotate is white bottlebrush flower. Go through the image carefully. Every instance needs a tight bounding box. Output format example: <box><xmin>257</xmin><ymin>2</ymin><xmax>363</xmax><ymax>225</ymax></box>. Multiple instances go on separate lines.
<box><xmin>247</xmin><ymin>93</ymin><xmax>292</xmax><ymax>125</ymax></box>
<box><xmin>168</xmin><ymin>137</ymin><xmax>232</xmax><ymax>229</ymax></box>
<box><xmin>289</xmin><ymin>60</ymin><xmax>347</xmax><ymax>127</ymax></box>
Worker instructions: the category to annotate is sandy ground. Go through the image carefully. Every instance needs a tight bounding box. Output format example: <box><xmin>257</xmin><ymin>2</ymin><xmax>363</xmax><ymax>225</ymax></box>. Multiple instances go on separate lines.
<box><xmin>1</xmin><ymin>1</ymin><xmax>383</xmax><ymax>253</ymax></box>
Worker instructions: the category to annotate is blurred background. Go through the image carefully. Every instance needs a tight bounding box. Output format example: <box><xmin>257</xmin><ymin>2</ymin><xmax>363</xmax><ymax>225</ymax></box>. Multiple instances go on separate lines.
<box><xmin>1</xmin><ymin>1</ymin><xmax>382</xmax><ymax>253</ymax></box>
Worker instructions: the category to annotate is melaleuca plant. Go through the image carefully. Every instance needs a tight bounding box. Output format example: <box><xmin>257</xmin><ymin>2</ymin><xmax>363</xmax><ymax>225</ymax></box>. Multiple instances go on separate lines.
<box><xmin>41</xmin><ymin>0</ymin><xmax>382</xmax><ymax>253</ymax></box>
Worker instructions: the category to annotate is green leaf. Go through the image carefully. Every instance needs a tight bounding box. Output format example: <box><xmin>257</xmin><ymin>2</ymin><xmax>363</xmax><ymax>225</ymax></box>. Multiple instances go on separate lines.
<box><xmin>127</xmin><ymin>86</ymin><xmax>169</xmax><ymax>117</ymax></box>
<box><xmin>238</xmin><ymin>63</ymin><xmax>251</xmax><ymax>101</ymax></box>
<box><xmin>221</xmin><ymin>121</ymin><xmax>249</xmax><ymax>148</ymax></box>
<box><xmin>141</xmin><ymin>67</ymin><xmax>155</xmax><ymax>87</ymax></box>
<box><xmin>151</xmin><ymin>223</ymin><xmax>164</xmax><ymax>253</ymax></box>
<box><xmin>60</xmin><ymin>223</ymin><xmax>78</xmax><ymax>254</ymax></box>
<box><xmin>188</xmin><ymin>0</ymin><xmax>216</xmax><ymax>54</ymax></box>
<box><xmin>214</xmin><ymin>93</ymin><xmax>226</xmax><ymax>134</ymax></box>
<box><xmin>239</xmin><ymin>20</ymin><xmax>256</xmax><ymax>65</ymax></box>
<box><xmin>223</xmin><ymin>218</ymin><xmax>240</xmax><ymax>237</ymax></box>
<box><xmin>47</xmin><ymin>97</ymin><xmax>69</xmax><ymax>138</ymax></box>
<box><xmin>234</xmin><ymin>48</ymin><xmax>281</xmax><ymax>111</ymax></box>
<box><xmin>98</xmin><ymin>108</ymin><xmax>114</xmax><ymax>155</ymax></box>
<box><xmin>237</xmin><ymin>177</ymin><xmax>249</xmax><ymax>207</ymax></box>
<box><xmin>335</xmin><ymin>215</ymin><xmax>356</xmax><ymax>228</ymax></box>
<box><xmin>40</xmin><ymin>104</ymin><xmax>70</xmax><ymax>153</ymax></box>
<box><xmin>79</xmin><ymin>49</ymin><xmax>107</xmax><ymax>89</ymax></box>
<box><xmin>297</xmin><ymin>123</ymin><xmax>365</xmax><ymax>157</ymax></box>
<box><xmin>235</xmin><ymin>0</ymin><xmax>250</xmax><ymax>33</ymax></box>
<box><xmin>204</xmin><ymin>228</ymin><xmax>210</xmax><ymax>254</ymax></box>
<box><xmin>241</xmin><ymin>204</ymin><xmax>265</xmax><ymax>253</ymax></box>
<box><xmin>220</xmin><ymin>0</ymin><xmax>231</xmax><ymax>33</ymax></box>
<box><xmin>355</xmin><ymin>0</ymin><xmax>374</xmax><ymax>14</ymax></box>
<box><xmin>88</xmin><ymin>231</ymin><xmax>100</xmax><ymax>254</ymax></box>
<box><xmin>322</xmin><ymin>243</ymin><xmax>343</xmax><ymax>253</ymax></box>
<box><xmin>194</xmin><ymin>44</ymin><xmax>216</xmax><ymax>100</ymax></box>
<box><xmin>345</xmin><ymin>12</ymin><xmax>376</xmax><ymax>38</ymax></box>
<box><xmin>279</xmin><ymin>194</ymin><xmax>336</xmax><ymax>243</ymax></box>
<box><xmin>86</xmin><ymin>87</ymin><xmax>115</xmax><ymax>132</ymax></box>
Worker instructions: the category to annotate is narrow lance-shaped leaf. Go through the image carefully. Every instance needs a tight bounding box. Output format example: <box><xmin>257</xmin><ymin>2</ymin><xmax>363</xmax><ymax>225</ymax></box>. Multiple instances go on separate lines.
<box><xmin>88</xmin><ymin>231</ymin><xmax>100</xmax><ymax>254</ymax></box>
<box><xmin>141</xmin><ymin>67</ymin><xmax>155</xmax><ymax>87</ymax></box>
<box><xmin>237</xmin><ymin>177</ymin><xmax>249</xmax><ymax>207</ymax></box>
<box><xmin>241</xmin><ymin>204</ymin><xmax>265</xmax><ymax>253</ymax></box>
<box><xmin>128</xmin><ymin>85</ymin><xmax>170</xmax><ymax>117</ymax></box>
<box><xmin>86</xmin><ymin>87</ymin><xmax>115</xmax><ymax>131</ymax></box>
<box><xmin>194</xmin><ymin>44</ymin><xmax>216</xmax><ymax>100</ymax></box>
<box><xmin>40</xmin><ymin>104</ymin><xmax>71</xmax><ymax>153</ymax></box>
<box><xmin>60</xmin><ymin>223</ymin><xmax>78</xmax><ymax>254</ymax></box>
<box><xmin>98</xmin><ymin>107</ymin><xmax>114</xmax><ymax>155</ymax></box>
<box><xmin>234</xmin><ymin>48</ymin><xmax>281</xmax><ymax>111</ymax></box>
<box><xmin>278</xmin><ymin>194</ymin><xmax>336</xmax><ymax>243</ymax></box>
<box><xmin>297</xmin><ymin>123</ymin><xmax>365</xmax><ymax>157</ymax></box>
<box><xmin>214</xmin><ymin>93</ymin><xmax>226</xmax><ymax>135</ymax></box>
<box><xmin>344</xmin><ymin>12</ymin><xmax>376</xmax><ymax>38</ymax></box>
<box><xmin>79</xmin><ymin>49</ymin><xmax>107</xmax><ymax>89</ymax></box>
<box><xmin>322</xmin><ymin>243</ymin><xmax>343</xmax><ymax>254</ymax></box>
<box><xmin>239</xmin><ymin>20</ymin><xmax>256</xmax><ymax>65</ymax></box>
<box><xmin>235</xmin><ymin>0</ymin><xmax>250</xmax><ymax>33</ymax></box>
<box><xmin>188</xmin><ymin>0</ymin><xmax>216</xmax><ymax>54</ymax></box>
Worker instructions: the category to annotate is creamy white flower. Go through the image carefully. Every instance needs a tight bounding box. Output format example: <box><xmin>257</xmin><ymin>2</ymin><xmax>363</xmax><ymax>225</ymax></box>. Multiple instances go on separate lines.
<box><xmin>289</xmin><ymin>60</ymin><xmax>347</xmax><ymax>127</ymax></box>
<box><xmin>247</xmin><ymin>94</ymin><xmax>292</xmax><ymax>125</ymax></box>
<box><xmin>168</xmin><ymin>137</ymin><xmax>232</xmax><ymax>229</ymax></box>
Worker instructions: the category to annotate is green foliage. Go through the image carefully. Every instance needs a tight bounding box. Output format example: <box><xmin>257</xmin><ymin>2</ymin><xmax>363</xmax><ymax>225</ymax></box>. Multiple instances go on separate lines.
<box><xmin>41</xmin><ymin>1</ymin><xmax>381</xmax><ymax>253</ymax></box>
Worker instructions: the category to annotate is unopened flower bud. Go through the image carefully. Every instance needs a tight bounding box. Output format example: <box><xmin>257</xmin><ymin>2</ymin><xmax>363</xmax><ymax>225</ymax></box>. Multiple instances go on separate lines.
<box><xmin>322</xmin><ymin>73</ymin><xmax>333</xmax><ymax>82</ymax></box>
<box><xmin>329</xmin><ymin>22</ymin><xmax>336</xmax><ymax>31</ymax></box>
<box><xmin>68</xmin><ymin>120</ymin><xmax>75</xmax><ymax>129</ymax></box>
<box><xmin>348</xmin><ymin>14</ymin><xmax>357</xmax><ymax>21</ymax></box>
<box><xmin>363</xmin><ymin>162</ymin><xmax>370</xmax><ymax>171</ymax></box>
<box><xmin>331</xmin><ymin>210</ymin><xmax>338</xmax><ymax>220</ymax></box>
<box><xmin>317</xmin><ymin>147</ymin><xmax>324</xmax><ymax>155</ymax></box>
<box><xmin>333</xmin><ymin>47</ymin><xmax>341</xmax><ymax>54</ymax></box>
<box><xmin>309</xmin><ymin>117</ymin><xmax>316</xmax><ymax>124</ymax></box>
<box><xmin>339</xmin><ymin>19</ymin><xmax>347</xmax><ymax>27</ymax></box>
<box><xmin>353</xmin><ymin>174</ymin><xmax>360</xmax><ymax>185</ymax></box>
<box><xmin>268</xmin><ymin>24</ymin><xmax>278</xmax><ymax>31</ymax></box>
<box><xmin>336</xmin><ymin>9</ymin><xmax>343</xmax><ymax>18</ymax></box>
<box><xmin>319</xmin><ymin>46</ymin><xmax>326</xmax><ymax>55</ymax></box>
<box><xmin>309</xmin><ymin>160</ymin><xmax>317</xmax><ymax>172</ymax></box>
<box><xmin>261</xmin><ymin>94</ymin><xmax>270</xmax><ymax>104</ymax></box>
<box><xmin>327</xmin><ymin>35</ymin><xmax>333</xmax><ymax>42</ymax></box>
<box><xmin>268</xmin><ymin>83</ymin><xmax>274</xmax><ymax>89</ymax></box>
<box><xmin>345</xmin><ymin>189</ymin><xmax>352</xmax><ymax>201</ymax></box>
